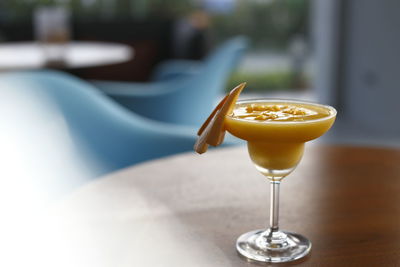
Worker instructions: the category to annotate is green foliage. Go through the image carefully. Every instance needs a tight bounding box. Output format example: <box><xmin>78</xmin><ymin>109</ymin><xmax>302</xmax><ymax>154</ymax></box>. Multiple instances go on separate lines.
<box><xmin>227</xmin><ymin>70</ymin><xmax>309</xmax><ymax>92</ymax></box>
<box><xmin>211</xmin><ymin>0</ymin><xmax>310</xmax><ymax>50</ymax></box>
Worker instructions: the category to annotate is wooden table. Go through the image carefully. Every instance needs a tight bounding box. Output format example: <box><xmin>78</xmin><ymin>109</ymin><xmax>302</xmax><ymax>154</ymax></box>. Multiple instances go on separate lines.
<box><xmin>54</xmin><ymin>145</ymin><xmax>400</xmax><ymax>267</ymax></box>
<box><xmin>0</xmin><ymin>41</ymin><xmax>133</xmax><ymax>71</ymax></box>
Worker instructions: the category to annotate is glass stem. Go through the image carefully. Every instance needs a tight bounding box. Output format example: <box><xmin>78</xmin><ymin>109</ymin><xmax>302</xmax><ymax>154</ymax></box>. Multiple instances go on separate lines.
<box><xmin>269</xmin><ymin>181</ymin><xmax>280</xmax><ymax>232</ymax></box>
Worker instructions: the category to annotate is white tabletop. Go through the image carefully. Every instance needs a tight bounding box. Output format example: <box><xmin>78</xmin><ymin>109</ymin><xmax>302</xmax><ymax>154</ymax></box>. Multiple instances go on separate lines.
<box><xmin>0</xmin><ymin>41</ymin><xmax>133</xmax><ymax>70</ymax></box>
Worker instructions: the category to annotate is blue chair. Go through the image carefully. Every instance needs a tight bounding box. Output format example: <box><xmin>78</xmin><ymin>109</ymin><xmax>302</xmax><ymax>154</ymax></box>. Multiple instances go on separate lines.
<box><xmin>149</xmin><ymin>59</ymin><xmax>201</xmax><ymax>81</ymax></box>
<box><xmin>92</xmin><ymin>36</ymin><xmax>249</xmax><ymax>126</ymax></box>
<box><xmin>0</xmin><ymin>70</ymin><xmax>199</xmax><ymax>180</ymax></box>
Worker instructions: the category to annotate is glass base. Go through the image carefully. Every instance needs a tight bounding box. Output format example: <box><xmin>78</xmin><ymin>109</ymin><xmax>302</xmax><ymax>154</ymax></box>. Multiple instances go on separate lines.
<box><xmin>236</xmin><ymin>229</ymin><xmax>311</xmax><ymax>263</ymax></box>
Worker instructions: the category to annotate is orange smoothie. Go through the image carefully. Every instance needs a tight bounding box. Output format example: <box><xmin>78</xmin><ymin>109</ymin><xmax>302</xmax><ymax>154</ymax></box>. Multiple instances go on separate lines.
<box><xmin>225</xmin><ymin>100</ymin><xmax>336</xmax><ymax>180</ymax></box>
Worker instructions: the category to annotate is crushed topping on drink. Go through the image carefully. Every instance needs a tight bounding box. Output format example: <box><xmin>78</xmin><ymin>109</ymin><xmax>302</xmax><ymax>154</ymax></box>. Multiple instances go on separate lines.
<box><xmin>231</xmin><ymin>103</ymin><xmax>330</xmax><ymax>122</ymax></box>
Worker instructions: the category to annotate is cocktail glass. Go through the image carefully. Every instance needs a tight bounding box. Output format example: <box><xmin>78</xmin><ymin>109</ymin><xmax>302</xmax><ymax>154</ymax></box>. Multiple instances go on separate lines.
<box><xmin>225</xmin><ymin>99</ymin><xmax>336</xmax><ymax>263</ymax></box>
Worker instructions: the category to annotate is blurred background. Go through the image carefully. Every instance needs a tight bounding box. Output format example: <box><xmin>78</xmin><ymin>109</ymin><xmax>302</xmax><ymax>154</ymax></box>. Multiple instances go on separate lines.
<box><xmin>0</xmin><ymin>0</ymin><xmax>311</xmax><ymax>90</ymax></box>
<box><xmin>0</xmin><ymin>0</ymin><xmax>315</xmax><ymax>195</ymax></box>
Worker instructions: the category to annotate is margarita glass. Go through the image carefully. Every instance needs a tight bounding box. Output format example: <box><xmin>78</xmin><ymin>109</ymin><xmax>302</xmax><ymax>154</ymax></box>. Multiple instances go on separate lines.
<box><xmin>225</xmin><ymin>99</ymin><xmax>336</xmax><ymax>263</ymax></box>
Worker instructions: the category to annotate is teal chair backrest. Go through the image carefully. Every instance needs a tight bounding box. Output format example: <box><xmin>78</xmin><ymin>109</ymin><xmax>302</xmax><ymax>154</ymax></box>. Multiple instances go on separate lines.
<box><xmin>0</xmin><ymin>71</ymin><xmax>197</xmax><ymax>180</ymax></box>
<box><xmin>98</xmin><ymin>36</ymin><xmax>249</xmax><ymax>126</ymax></box>
<box><xmin>194</xmin><ymin>36</ymin><xmax>250</xmax><ymax>121</ymax></box>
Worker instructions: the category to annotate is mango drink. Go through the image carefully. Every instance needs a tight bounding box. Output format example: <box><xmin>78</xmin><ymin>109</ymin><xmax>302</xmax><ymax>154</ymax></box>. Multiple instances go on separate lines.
<box><xmin>225</xmin><ymin>99</ymin><xmax>336</xmax><ymax>180</ymax></box>
<box><xmin>193</xmin><ymin>86</ymin><xmax>338</xmax><ymax>263</ymax></box>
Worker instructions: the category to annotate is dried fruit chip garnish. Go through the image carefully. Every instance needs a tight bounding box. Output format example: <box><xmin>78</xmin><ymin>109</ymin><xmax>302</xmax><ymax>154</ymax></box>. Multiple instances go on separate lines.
<box><xmin>194</xmin><ymin>83</ymin><xmax>246</xmax><ymax>154</ymax></box>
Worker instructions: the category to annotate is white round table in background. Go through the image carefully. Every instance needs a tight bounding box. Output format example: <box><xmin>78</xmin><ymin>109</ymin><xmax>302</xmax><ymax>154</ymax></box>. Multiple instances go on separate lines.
<box><xmin>0</xmin><ymin>41</ymin><xmax>133</xmax><ymax>71</ymax></box>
